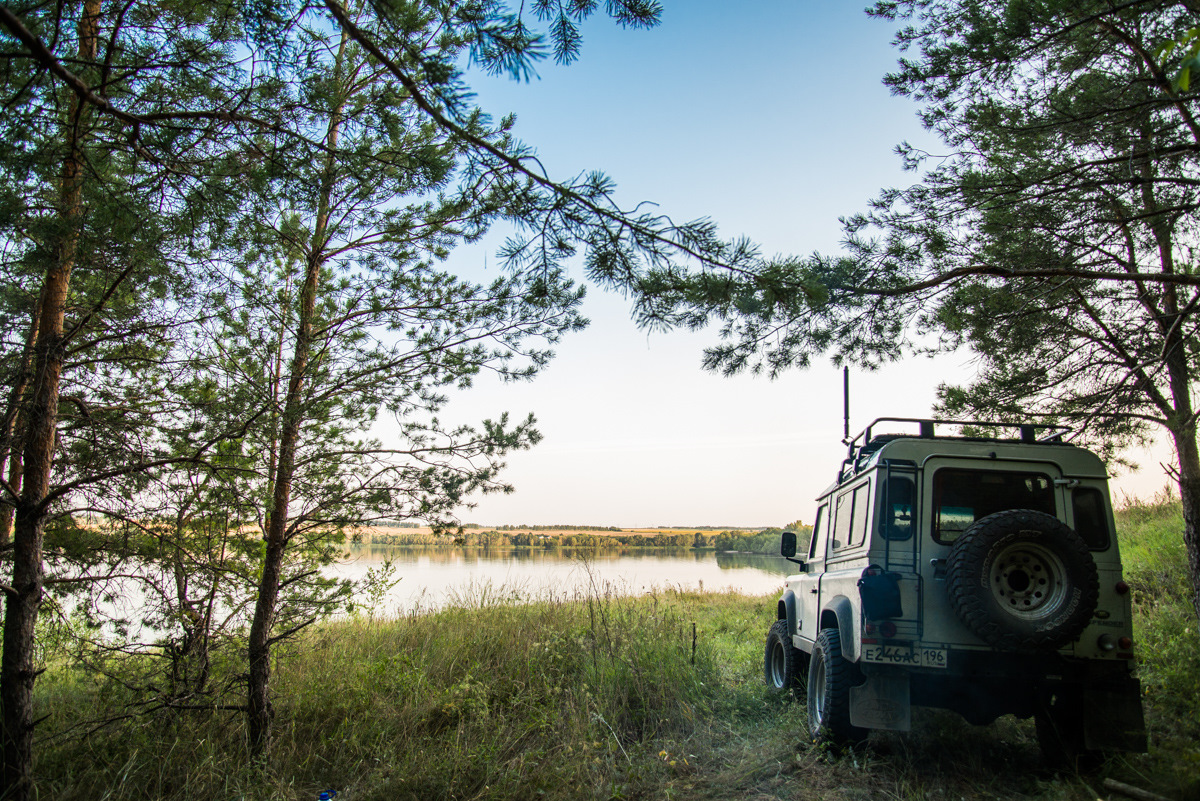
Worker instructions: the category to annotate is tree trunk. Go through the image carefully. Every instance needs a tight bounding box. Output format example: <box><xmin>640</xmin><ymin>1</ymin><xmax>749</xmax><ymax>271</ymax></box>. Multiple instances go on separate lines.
<box><xmin>1170</xmin><ymin>427</ymin><xmax>1200</xmax><ymax>625</ymax></box>
<box><xmin>244</xmin><ymin>33</ymin><xmax>346</xmax><ymax>753</ymax></box>
<box><xmin>246</xmin><ymin>520</ymin><xmax>287</xmax><ymax>751</ymax></box>
<box><xmin>246</xmin><ymin>242</ymin><xmax>324</xmax><ymax>755</ymax></box>
<box><xmin>0</xmin><ymin>305</ymin><xmax>41</xmax><ymax>550</ymax></box>
<box><xmin>1</xmin><ymin>128</ymin><xmax>77</xmax><ymax>801</ymax></box>
<box><xmin>1</xmin><ymin>4</ymin><xmax>98</xmax><ymax>795</ymax></box>
<box><xmin>1153</xmin><ymin>210</ymin><xmax>1200</xmax><ymax>625</ymax></box>
<box><xmin>0</xmin><ymin>177</ymin><xmax>72</xmax><ymax>801</ymax></box>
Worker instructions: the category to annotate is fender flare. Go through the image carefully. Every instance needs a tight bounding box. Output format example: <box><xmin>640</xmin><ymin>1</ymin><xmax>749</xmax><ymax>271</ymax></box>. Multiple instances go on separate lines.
<box><xmin>777</xmin><ymin>590</ymin><xmax>799</xmax><ymax>636</ymax></box>
<box><xmin>819</xmin><ymin>595</ymin><xmax>859</xmax><ymax>663</ymax></box>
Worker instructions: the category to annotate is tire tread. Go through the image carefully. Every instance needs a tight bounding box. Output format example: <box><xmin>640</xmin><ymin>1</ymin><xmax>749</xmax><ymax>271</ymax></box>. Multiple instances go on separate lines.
<box><xmin>807</xmin><ymin>627</ymin><xmax>867</xmax><ymax>746</ymax></box>
<box><xmin>945</xmin><ymin>509</ymin><xmax>1098</xmax><ymax>651</ymax></box>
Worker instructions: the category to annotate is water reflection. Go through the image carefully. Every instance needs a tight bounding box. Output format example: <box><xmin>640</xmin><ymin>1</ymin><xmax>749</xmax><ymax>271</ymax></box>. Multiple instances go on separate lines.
<box><xmin>329</xmin><ymin>545</ymin><xmax>794</xmax><ymax>614</ymax></box>
<box><xmin>714</xmin><ymin>551</ymin><xmax>794</xmax><ymax>575</ymax></box>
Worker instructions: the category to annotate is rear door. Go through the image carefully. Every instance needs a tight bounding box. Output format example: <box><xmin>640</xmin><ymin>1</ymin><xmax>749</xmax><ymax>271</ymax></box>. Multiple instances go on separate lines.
<box><xmin>920</xmin><ymin>459</ymin><xmax>1065</xmax><ymax>647</ymax></box>
<box><xmin>868</xmin><ymin>465</ymin><xmax>923</xmax><ymax>641</ymax></box>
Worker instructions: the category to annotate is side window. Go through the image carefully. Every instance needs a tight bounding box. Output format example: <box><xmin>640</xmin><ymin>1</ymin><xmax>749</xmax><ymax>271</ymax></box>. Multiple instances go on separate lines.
<box><xmin>850</xmin><ymin>482</ymin><xmax>871</xmax><ymax>547</ymax></box>
<box><xmin>832</xmin><ymin>490</ymin><xmax>854</xmax><ymax>550</ymax></box>
<box><xmin>808</xmin><ymin>504</ymin><xmax>829</xmax><ymax>560</ymax></box>
<box><xmin>1072</xmin><ymin>487</ymin><xmax>1112</xmax><ymax>550</ymax></box>
<box><xmin>932</xmin><ymin>468</ymin><xmax>1055</xmax><ymax>544</ymax></box>
<box><xmin>832</xmin><ymin>481</ymin><xmax>870</xmax><ymax>552</ymax></box>
<box><xmin>882</xmin><ymin>477</ymin><xmax>914</xmax><ymax>540</ymax></box>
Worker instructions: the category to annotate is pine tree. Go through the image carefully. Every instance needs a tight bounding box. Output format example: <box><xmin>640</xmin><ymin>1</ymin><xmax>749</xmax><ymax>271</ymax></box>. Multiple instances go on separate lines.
<box><xmin>624</xmin><ymin>0</ymin><xmax>1200</xmax><ymax>626</ymax></box>
<box><xmin>0</xmin><ymin>2</ymin><xmax>266</xmax><ymax>793</ymax></box>
<box><xmin>1</xmin><ymin>0</ymin><xmax>750</xmax><ymax>788</ymax></box>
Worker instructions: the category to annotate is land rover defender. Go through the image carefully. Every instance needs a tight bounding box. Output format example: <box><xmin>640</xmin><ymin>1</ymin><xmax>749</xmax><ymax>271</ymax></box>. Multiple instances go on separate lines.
<box><xmin>764</xmin><ymin>418</ymin><xmax>1146</xmax><ymax>765</ymax></box>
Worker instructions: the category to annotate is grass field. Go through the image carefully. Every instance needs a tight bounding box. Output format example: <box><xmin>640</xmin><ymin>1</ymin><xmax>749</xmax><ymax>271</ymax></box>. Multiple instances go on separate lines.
<box><xmin>28</xmin><ymin>498</ymin><xmax>1200</xmax><ymax>800</ymax></box>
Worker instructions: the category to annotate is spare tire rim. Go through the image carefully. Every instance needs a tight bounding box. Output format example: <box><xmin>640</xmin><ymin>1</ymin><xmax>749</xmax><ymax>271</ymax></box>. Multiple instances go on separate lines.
<box><xmin>988</xmin><ymin>541</ymin><xmax>1069</xmax><ymax>620</ymax></box>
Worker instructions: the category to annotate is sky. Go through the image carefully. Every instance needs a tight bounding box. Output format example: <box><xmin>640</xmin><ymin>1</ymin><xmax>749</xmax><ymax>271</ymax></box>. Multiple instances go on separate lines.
<box><xmin>416</xmin><ymin>1</ymin><xmax>1175</xmax><ymax>528</ymax></box>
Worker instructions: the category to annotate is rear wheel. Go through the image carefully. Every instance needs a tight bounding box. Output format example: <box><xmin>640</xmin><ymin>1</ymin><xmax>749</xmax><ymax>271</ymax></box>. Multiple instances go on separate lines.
<box><xmin>807</xmin><ymin>627</ymin><xmax>867</xmax><ymax>746</ymax></box>
<box><xmin>764</xmin><ymin>619</ymin><xmax>806</xmax><ymax>697</ymax></box>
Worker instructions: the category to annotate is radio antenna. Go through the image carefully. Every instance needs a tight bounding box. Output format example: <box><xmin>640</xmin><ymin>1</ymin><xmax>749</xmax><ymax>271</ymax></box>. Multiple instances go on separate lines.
<box><xmin>842</xmin><ymin>366</ymin><xmax>850</xmax><ymax>443</ymax></box>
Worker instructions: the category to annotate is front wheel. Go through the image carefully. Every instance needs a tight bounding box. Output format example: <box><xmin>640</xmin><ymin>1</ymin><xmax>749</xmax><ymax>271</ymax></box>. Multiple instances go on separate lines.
<box><xmin>764</xmin><ymin>619</ymin><xmax>806</xmax><ymax>697</ymax></box>
<box><xmin>807</xmin><ymin>627</ymin><xmax>867</xmax><ymax>746</ymax></box>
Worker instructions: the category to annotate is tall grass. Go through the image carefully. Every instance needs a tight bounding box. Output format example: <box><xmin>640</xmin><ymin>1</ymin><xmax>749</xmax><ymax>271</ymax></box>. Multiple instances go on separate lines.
<box><xmin>1113</xmin><ymin>494</ymin><xmax>1200</xmax><ymax>790</ymax></box>
<box><xmin>32</xmin><ymin>581</ymin><xmax>774</xmax><ymax>800</ymax></box>
<box><xmin>28</xmin><ymin>501</ymin><xmax>1200</xmax><ymax>800</ymax></box>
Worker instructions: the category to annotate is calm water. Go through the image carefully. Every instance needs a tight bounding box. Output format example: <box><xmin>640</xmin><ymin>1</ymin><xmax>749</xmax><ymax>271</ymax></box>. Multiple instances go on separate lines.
<box><xmin>328</xmin><ymin>545</ymin><xmax>793</xmax><ymax>614</ymax></box>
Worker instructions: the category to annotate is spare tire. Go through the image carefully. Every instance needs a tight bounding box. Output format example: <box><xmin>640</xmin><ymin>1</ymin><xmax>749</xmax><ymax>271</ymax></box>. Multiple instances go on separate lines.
<box><xmin>945</xmin><ymin>509</ymin><xmax>1098</xmax><ymax>651</ymax></box>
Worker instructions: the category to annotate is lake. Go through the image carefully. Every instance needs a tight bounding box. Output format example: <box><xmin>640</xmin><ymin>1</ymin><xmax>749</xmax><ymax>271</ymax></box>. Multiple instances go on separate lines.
<box><xmin>329</xmin><ymin>545</ymin><xmax>794</xmax><ymax>614</ymax></box>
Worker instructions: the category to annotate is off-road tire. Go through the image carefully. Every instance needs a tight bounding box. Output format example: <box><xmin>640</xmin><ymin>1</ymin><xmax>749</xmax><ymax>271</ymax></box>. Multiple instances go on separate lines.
<box><xmin>807</xmin><ymin>627</ymin><xmax>867</xmax><ymax>746</ymax></box>
<box><xmin>1035</xmin><ymin>691</ymin><xmax>1105</xmax><ymax>772</ymax></box>
<box><xmin>946</xmin><ymin>509</ymin><xmax>1098</xmax><ymax>651</ymax></box>
<box><xmin>764</xmin><ymin>619</ymin><xmax>806</xmax><ymax>698</ymax></box>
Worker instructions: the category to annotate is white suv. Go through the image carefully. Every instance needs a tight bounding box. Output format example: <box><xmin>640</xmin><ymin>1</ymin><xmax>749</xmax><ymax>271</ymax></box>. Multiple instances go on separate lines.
<box><xmin>764</xmin><ymin>418</ymin><xmax>1146</xmax><ymax>766</ymax></box>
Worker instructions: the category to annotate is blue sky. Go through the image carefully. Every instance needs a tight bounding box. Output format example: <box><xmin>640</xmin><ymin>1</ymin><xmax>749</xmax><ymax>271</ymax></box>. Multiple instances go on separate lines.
<box><xmin>420</xmin><ymin>1</ymin><xmax>1172</xmax><ymax>527</ymax></box>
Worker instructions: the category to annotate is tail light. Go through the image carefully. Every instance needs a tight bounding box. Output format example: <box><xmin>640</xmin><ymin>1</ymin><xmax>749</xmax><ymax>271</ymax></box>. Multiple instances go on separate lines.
<box><xmin>1117</xmin><ymin>635</ymin><xmax>1134</xmax><ymax>659</ymax></box>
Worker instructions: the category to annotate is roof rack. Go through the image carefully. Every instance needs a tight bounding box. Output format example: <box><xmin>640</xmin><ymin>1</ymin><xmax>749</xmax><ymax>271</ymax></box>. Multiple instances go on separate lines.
<box><xmin>844</xmin><ymin>417</ymin><xmax>1072</xmax><ymax>456</ymax></box>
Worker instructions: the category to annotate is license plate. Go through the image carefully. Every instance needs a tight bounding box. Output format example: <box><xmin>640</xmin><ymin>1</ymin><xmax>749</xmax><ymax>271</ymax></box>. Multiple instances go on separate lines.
<box><xmin>862</xmin><ymin>644</ymin><xmax>947</xmax><ymax>669</ymax></box>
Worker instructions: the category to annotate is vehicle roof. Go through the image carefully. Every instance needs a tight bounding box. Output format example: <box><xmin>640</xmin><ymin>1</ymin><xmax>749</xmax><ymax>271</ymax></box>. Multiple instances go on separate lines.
<box><xmin>814</xmin><ymin>419</ymin><xmax>1109</xmax><ymax>501</ymax></box>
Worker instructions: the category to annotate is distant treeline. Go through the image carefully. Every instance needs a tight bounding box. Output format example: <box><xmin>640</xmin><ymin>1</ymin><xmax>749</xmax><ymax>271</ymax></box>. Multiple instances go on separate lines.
<box><xmin>713</xmin><ymin>528</ymin><xmax>809</xmax><ymax>555</ymax></box>
<box><xmin>356</xmin><ymin>525</ymin><xmax>813</xmax><ymax>554</ymax></box>
<box><xmin>491</xmin><ymin>524</ymin><xmax>624</xmax><ymax>532</ymax></box>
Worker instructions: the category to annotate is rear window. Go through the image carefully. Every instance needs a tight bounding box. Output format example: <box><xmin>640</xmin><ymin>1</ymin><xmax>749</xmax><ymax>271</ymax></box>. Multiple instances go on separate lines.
<box><xmin>1072</xmin><ymin>487</ymin><xmax>1112</xmax><ymax>550</ymax></box>
<box><xmin>882</xmin><ymin>476</ymin><xmax>914</xmax><ymax>541</ymax></box>
<box><xmin>932</xmin><ymin>468</ymin><xmax>1055</xmax><ymax>544</ymax></box>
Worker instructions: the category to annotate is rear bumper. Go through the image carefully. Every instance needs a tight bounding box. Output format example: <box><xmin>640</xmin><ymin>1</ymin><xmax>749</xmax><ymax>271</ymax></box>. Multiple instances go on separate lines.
<box><xmin>860</xmin><ymin>648</ymin><xmax>1145</xmax><ymax>749</ymax></box>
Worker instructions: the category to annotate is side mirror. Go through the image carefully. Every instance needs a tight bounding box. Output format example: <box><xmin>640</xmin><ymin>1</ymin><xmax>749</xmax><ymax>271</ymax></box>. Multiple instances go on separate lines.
<box><xmin>780</xmin><ymin>531</ymin><xmax>807</xmax><ymax>570</ymax></box>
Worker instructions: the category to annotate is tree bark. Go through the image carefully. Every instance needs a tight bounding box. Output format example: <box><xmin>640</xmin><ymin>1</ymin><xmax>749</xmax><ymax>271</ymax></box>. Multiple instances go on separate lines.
<box><xmin>245</xmin><ymin>29</ymin><xmax>347</xmax><ymax>755</ymax></box>
<box><xmin>0</xmin><ymin>305</ymin><xmax>42</xmax><ymax>551</ymax></box>
<box><xmin>246</xmin><ymin>246</ymin><xmax>321</xmax><ymax>753</ymax></box>
<box><xmin>1165</xmin><ymin>323</ymin><xmax>1200</xmax><ymax>624</ymax></box>
<box><xmin>1</xmin><ymin>3</ymin><xmax>98</xmax><ymax>795</ymax></box>
<box><xmin>1172</xmin><ymin>429</ymin><xmax>1200</xmax><ymax>625</ymax></box>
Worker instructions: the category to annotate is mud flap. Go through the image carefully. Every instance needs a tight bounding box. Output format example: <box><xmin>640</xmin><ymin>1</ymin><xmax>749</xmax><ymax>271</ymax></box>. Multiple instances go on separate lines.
<box><xmin>849</xmin><ymin>673</ymin><xmax>911</xmax><ymax>731</ymax></box>
<box><xmin>1082</xmin><ymin>677</ymin><xmax>1147</xmax><ymax>752</ymax></box>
